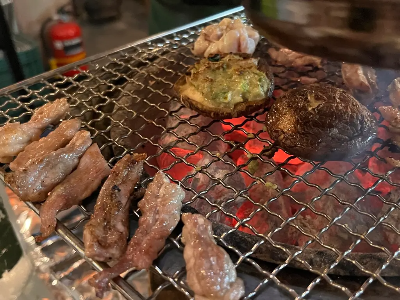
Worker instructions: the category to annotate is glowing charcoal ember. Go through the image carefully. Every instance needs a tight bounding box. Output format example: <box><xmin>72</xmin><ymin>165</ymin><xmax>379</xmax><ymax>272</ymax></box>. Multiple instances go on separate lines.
<box><xmin>376</xmin><ymin>120</ymin><xmax>392</xmax><ymax>141</ymax></box>
<box><xmin>157</xmin><ymin>101</ymin><xmax>229</xmax><ymax>180</ymax></box>
<box><xmin>160</xmin><ymin>101</ymin><xmax>229</xmax><ymax>153</ymax></box>
<box><xmin>222</xmin><ymin>114</ymin><xmax>267</xmax><ymax>142</ymax></box>
<box><xmin>281</xmin><ymin>161</ymin><xmax>387</xmax><ymax>251</ymax></box>
<box><xmin>236</xmin><ymin>154</ymin><xmax>284</xmax><ymax>187</ymax></box>
<box><xmin>244</xmin><ymin>133</ymin><xmax>303</xmax><ymax>165</ymax></box>
<box><xmin>354</xmin><ymin>148</ymin><xmax>400</xmax><ymax>196</ymax></box>
<box><xmin>229</xmin><ymin>148</ymin><xmax>247</xmax><ymax>164</ymax></box>
<box><xmin>156</xmin><ymin>148</ymin><xmax>203</xmax><ymax>181</ymax></box>
<box><xmin>231</xmin><ymin>201</ymin><xmax>270</xmax><ymax>235</ymax></box>
<box><xmin>221</xmin><ymin>116</ymin><xmax>251</xmax><ymax>143</ymax></box>
<box><xmin>348</xmin><ymin>118</ymin><xmax>399</xmax><ymax>195</ymax></box>
<box><xmin>231</xmin><ymin>154</ymin><xmax>293</xmax><ymax>237</ymax></box>
<box><xmin>380</xmin><ymin>200</ymin><xmax>400</xmax><ymax>251</ymax></box>
<box><xmin>224</xmin><ymin>114</ymin><xmax>303</xmax><ymax>165</ymax></box>
<box><xmin>184</xmin><ymin>154</ymin><xmax>246</xmax><ymax>223</ymax></box>
<box><xmin>154</xmin><ymin>98</ymin><xmax>400</xmax><ymax>255</ymax></box>
<box><xmin>289</xmin><ymin>161</ymin><xmax>359</xmax><ymax>193</ymax></box>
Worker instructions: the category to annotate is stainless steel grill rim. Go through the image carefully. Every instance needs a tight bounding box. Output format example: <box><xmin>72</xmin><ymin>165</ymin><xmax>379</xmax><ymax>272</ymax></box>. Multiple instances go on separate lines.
<box><xmin>0</xmin><ymin>6</ymin><xmax>400</xmax><ymax>300</ymax></box>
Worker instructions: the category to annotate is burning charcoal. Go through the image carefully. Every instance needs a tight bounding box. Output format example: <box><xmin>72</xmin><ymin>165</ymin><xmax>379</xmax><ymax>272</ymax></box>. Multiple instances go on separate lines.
<box><xmin>286</xmin><ymin>193</ymin><xmax>385</xmax><ymax>252</ymax></box>
<box><xmin>232</xmin><ymin>155</ymin><xmax>294</xmax><ymax>239</ymax></box>
<box><xmin>184</xmin><ymin>154</ymin><xmax>246</xmax><ymax>224</ymax></box>
<box><xmin>160</xmin><ymin>101</ymin><xmax>228</xmax><ymax>153</ymax></box>
<box><xmin>157</xmin><ymin>102</ymin><xmax>229</xmax><ymax>181</ymax></box>
<box><xmin>157</xmin><ymin>148</ymin><xmax>203</xmax><ymax>181</ymax></box>
<box><xmin>378</xmin><ymin>190</ymin><xmax>400</xmax><ymax>252</ymax></box>
<box><xmin>221</xmin><ymin>114</ymin><xmax>268</xmax><ymax>143</ymax></box>
<box><xmin>286</xmin><ymin>161</ymin><xmax>385</xmax><ymax>252</ymax></box>
<box><xmin>157</xmin><ymin>102</ymin><xmax>229</xmax><ymax>180</ymax></box>
<box><xmin>355</xmin><ymin>147</ymin><xmax>400</xmax><ymax>196</ymax></box>
<box><xmin>223</xmin><ymin>114</ymin><xmax>303</xmax><ymax>166</ymax></box>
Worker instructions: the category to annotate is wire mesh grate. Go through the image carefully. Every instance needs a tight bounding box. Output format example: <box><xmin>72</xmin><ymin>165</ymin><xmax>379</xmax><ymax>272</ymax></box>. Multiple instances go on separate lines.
<box><xmin>1</xmin><ymin>7</ymin><xmax>400</xmax><ymax>300</ymax></box>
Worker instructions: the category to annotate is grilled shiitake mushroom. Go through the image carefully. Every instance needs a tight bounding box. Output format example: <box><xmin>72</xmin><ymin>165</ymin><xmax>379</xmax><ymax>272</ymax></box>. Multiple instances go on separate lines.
<box><xmin>174</xmin><ymin>54</ymin><xmax>274</xmax><ymax>119</ymax></box>
<box><xmin>266</xmin><ymin>83</ymin><xmax>377</xmax><ymax>161</ymax></box>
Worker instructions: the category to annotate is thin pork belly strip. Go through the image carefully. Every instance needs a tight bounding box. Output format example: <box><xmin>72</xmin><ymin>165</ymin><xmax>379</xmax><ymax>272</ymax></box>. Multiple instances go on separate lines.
<box><xmin>5</xmin><ymin>130</ymin><xmax>92</xmax><ymax>202</ymax></box>
<box><xmin>0</xmin><ymin>98</ymin><xmax>69</xmax><ymax>163</ymax></box>
<box><xmin>182</xmin><ymin>213</ymin><xmax>245</xmax><ymax>300</ymax></box>
<box><xmin>83</xmin><ymin>153</ymin><xmax>146</xmax><ymax>262</ymax></box>
<box><xmin>37</xmin><ymin>143</ymin><xmax>110</xmax><ymax>241</ymax></box>
<box><xmin>89</xmin><ymin>171</ymin><xmax>185</xmax><ymax>298</ymax></box>
<box><xmin>10</xmin><ymin>118</ymin><xmax>81</xmax><ymax>171</ymax></box>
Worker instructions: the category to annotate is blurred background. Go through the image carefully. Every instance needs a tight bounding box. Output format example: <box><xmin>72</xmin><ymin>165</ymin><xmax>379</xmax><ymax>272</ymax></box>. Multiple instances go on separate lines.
<box><xmin>0</xmin><ymin>0</ymin><xmax>241</xmax><ymax>89</ymax></box>
<box><xmin>0</xmin><ymin>0</ymin><xmax>148</xmax><ymax>89</ymax></box>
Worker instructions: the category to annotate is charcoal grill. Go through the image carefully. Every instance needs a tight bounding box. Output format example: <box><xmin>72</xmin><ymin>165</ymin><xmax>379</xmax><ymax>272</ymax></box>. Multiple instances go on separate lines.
<box><xmin>1</xmin><ymin>6</ymin><xmax>400</xmax><ymax>300</ymax></box>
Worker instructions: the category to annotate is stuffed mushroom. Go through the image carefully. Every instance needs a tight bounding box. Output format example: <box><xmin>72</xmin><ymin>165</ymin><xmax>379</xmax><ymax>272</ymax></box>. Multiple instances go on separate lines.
<box><xmin>174</xmin><ymin>54</ymin><xmax>274</xmax><ymax>119</ymax></box>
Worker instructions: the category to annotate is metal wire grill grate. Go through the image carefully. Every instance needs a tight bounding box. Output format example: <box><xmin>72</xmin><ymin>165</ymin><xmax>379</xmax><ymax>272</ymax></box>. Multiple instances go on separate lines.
<box><xmin>1</xmin><ymin>7</ymin><xmax>400</xmax><ymax>300</ymax></box>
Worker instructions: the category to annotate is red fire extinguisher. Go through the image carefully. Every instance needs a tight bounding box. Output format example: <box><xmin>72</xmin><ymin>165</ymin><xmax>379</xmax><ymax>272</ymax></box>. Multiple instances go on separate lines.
<box><xmin>46</xmin><ymin>10</ymin><xmax>87</xmax><ymax>77</ymax></box>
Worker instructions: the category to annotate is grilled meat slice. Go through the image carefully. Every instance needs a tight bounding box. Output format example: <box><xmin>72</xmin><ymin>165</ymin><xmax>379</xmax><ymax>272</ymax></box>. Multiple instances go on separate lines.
<box><xmin>268</xmin><ymin>48</ymin><xmax>322</xmax><ymax>68</ymax></box>
<box><xmin>182</xmin><ymin>213</ymin><xmax>245</xmax><ymax>300</ymax></box>
<box><xmin>389</xmin><ymin>78</ymin><xmax>400</xmax><ymax>108</ymax></box>
<box><xmin>266</xmin><ymin>84</ymin><xmax>377</xmax><ymax>161</ymax></box>
<box><xmin>83</xmin><ymin>153</ymin><xmax>146</xmax><ymax>262</ymax></box>
<box><xmin>10</xmin><ymin>119</ymin><xmax>81</xmax><ymax>171</ymax></box>
<box><xmin>379</xmin><ymin>106</ymin><xmax>400</xmax><ymax>129</ymax></box>
<box><xmin>193</xmin><ymin>18</ymin><xmax>260</xmax><ymax>57</ymax></box>
<box><xmin>37</xmin><ymin>144</ymin><xmax>110</xmax><ymax>241</ymax></box>
<box><xmin>0</xmin><ymin>98</ymin><xmax>69</xmax><ymax>163</ymax></box>
<box><xmin>89</xmin><ymin>171</ymin><xmax>184</xmax><ymax>298</ymax></box>
<box><xmin>341</xmin><ymin>63</ymin><xmax>378</xmax><ymax>106</ymax></box>
<box><xmin>5</xmin><ymin>130</ymin><xmax>92</xmax><ymax>202</ymax></box>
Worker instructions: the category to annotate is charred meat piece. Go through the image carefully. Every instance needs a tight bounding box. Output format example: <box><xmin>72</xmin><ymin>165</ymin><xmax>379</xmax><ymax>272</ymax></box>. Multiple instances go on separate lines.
<box><xmin>378</xmin><ymin>106</ymin><xmax>400</xmax><ymax>148</ymax></box>
<box><xmin>379</xmin><ymin>106</ymin><xmax>400</xmax><ymax>129</ymax></box>
<box><xmin>37</xmin><ymin>144</ymin><xmax>110</xmax><ymax>241</ymax></box>
<box><xmin>389</xmin><ymin>78</ymin><xmax>400</xmax><ymax>108</ymax></box>
<box><xmin>386</xmin><ymin>157</ymin><xmax>400</xmax><ymax>167</ymax></box>
<box><xmin>193</xmin><ymin>18</ymin><xmax>260</xmax><ymax>57</ymax></box>
<box><xmin>175</xmin><ymin>54</ymin><xmax>274</xmax><ymax>119</ymax></box>
<box><xmin>89</xmin><ymin>171</ymin><xmax>184</xmax><ymax>298</ymax></box>
<box><xmin>83</xmin><ymin>153</ymin><xmax>146</xmax><ymax>262</ymax></box>
<box><xmin>5</xmin><ymin>130</ymin><xmax>92</xmax><ymax>202</ymax></box>
<box><xmin>341</xmin><ymin>63</ymin><xmax>378</xmax><ymax>106</ymax></box>
<box><xmin>181</xmin><ymin>213</ymin><xmax>245</xmax><ymax>300</ymax></box>
<box><xmin>268</xmin><ymin>48</ymin><xmax>322</xmax><ymax>68</ymax></box>
<box><xmin>10</xmin><ymin>119</ymin><xmax>81</xmax><ymax>172</ymax></box>
<box><xmin>0</xmin><ymin>98</ymin><xmax>69</xmax><ymax>163</ymax></box>
<box><xmin>266</xmin><ymin>84</ymin><xmax>378</xmax><ymax>161</ymax></box>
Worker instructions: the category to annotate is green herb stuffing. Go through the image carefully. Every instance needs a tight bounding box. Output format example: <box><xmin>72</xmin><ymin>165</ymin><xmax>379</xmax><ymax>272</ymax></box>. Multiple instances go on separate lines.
<box><xmin>248</xmin><ymin>159</ymin><xmax>259</xmax><ymax>175</ymax></box>
<box><xmin>187</xmin><ymin>55</ymin><xmax>270</xmax><ymax>108</ymax></box>
<box><xmin>265</xmin><ymin>181</ymin><xmax>278</xmax><ymax>190</ymax></box>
